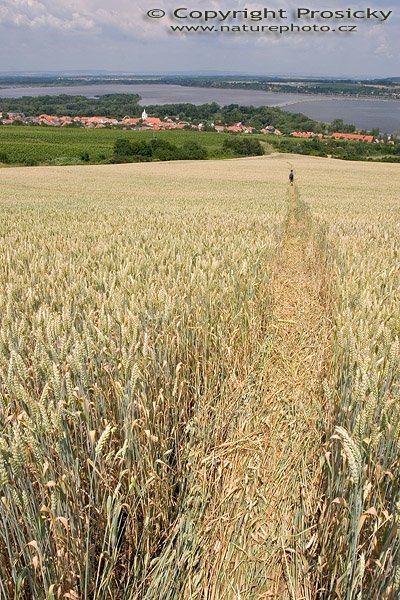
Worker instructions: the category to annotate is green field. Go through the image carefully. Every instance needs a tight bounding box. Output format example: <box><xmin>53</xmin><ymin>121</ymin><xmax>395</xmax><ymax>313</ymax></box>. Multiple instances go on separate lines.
<box><xmin>1</xmin><ymin>125</ymin><xmax>399</xmax><ymax>167</ymax></box>
<box><xmin>0</xmin><ymin>126</ymin><xmax>235</xmax><ymax>165</ymax></box>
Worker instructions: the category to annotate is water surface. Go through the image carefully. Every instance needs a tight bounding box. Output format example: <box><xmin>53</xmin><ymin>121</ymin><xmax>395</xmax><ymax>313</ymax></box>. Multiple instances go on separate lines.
<box><xmin>1</xmin><ymin>83</ymin><xmax>399</xmax><ymax>133</ymax></box>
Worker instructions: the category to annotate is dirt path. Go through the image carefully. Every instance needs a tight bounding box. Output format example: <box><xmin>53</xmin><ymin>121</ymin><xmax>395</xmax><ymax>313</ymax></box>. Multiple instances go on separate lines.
<box><xmin>260</xmin><ymin>185</ymin><xmax>333</xmax><ymax>597</ymax></box>
<box><xmin>190</xmin><ymin>185</ymin><xmax>332</xmax><ymax>599</ymax></box>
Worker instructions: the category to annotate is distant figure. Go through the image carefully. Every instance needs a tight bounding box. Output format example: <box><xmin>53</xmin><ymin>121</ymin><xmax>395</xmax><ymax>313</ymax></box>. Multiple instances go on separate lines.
<box><xmin>289</xmin><ymin>169</ymin><xmax>294</xmax><ymax>185</ymax></box>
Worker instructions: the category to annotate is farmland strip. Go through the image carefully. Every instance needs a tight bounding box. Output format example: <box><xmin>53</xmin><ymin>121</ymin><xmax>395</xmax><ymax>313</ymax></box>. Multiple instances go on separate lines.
<box><xmin>189</xmin><ymin>184</ymin><xmax>333</xmax><ymax>599</ymax></box>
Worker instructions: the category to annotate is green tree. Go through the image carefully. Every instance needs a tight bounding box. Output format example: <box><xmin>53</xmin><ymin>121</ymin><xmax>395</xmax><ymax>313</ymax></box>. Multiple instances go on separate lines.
<box><xmin>222</xmin><ymin>137</ymin><xmax>264</xmax><ymax>157</ymax></box>
<box><xmin>180</xmin><ymin>141</ymin><xmax>207</xmax><ymax>160</ymax></box>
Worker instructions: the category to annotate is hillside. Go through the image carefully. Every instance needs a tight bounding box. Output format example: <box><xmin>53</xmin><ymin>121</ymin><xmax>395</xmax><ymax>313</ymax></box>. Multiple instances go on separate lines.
<box><xmin>0</xmin><ymin>156</ymin><xmax>399</xmax><ymax>598</ymax></box>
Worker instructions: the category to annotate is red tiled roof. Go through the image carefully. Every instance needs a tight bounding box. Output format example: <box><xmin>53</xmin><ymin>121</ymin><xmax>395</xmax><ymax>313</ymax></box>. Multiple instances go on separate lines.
<box><xmin>122</xmin><ymin>118</ymin><xmax>140</xmax><ymax>125</ymax></box>
<box><xmin>143</xmin><ymin>117</ymin><xmax>162</xmax><ymax>125</ymax></box>
<box><xmin>291</xmin><ymin>131</ymin><xmax>315</xmax><ymax>138</ymax></box>
<box><xmin>333</xmin><ymin>132</ymin><xmax>374</xmax><ymax>143</ymax></box>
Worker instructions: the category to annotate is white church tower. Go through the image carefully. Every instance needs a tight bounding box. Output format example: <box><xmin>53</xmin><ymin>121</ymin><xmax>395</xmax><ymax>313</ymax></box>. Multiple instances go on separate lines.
<box><xmin>141</xmin><ymin>108</ymin><xmax>148</xmax><ymax>120</ymax></box>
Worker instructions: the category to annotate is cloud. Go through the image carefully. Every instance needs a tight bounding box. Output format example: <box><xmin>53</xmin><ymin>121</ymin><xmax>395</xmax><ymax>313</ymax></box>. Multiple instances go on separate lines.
<box><xmin>0</xmin><ymin>0</ymin><xmax>398</xmax><ymax>75</ymax></box>
<box><xmin>0</xmin><ymin>0</ymin><xmax>98</xmax><ymax>32</ymax></box>
<box><xmin>1</xmin><ymin>0</ymin><xmax>397</xmax><ymax>43</ymax></box>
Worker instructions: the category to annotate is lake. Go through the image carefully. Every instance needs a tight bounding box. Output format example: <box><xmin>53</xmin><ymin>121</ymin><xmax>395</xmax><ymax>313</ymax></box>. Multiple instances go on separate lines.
<box><xmin>1</xmin><ymin>83</ymin><xmax>399</xmax><ymax>133</ymax></box>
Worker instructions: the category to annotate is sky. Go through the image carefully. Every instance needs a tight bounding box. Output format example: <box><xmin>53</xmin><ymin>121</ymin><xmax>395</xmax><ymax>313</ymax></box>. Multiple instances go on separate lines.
<box><xmin>0</xmin><ymin>0</ymin><xmax>398</xmax><ymax>77</ymax></box>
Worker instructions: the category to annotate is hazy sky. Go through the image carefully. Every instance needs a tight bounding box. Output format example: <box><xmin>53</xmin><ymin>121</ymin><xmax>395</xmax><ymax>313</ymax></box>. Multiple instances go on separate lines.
<box><xmin>1</xmin><ymin>0</ymin><xmax>398</xmax><ymax>77</ymax></box>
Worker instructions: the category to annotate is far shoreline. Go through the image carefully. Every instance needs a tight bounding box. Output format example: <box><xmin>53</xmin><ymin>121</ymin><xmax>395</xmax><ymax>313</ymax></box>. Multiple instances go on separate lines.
<box><xmin>1</xmin><ymin>81</ymin><xmax>400</xmax><ymax>104</ymax></box>
<box><xmin>1</xmin><ymin>83</ymin><xmax>399</xmax><ymax>133</ymax></box>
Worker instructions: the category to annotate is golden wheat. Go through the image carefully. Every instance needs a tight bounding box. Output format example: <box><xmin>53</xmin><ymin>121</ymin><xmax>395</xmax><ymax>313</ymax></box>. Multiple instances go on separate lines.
<box><xmin>0</xmin><ymin>160</ymin><xmax>283</xmax><ymax>599</ymax></box>
<box><xmin>0</xmin><ymin>155</ymin><xmax>399</xmax><ymax>599</ymax></box>
<box><xmin>297</xmin><ymin>156</ymin><xmax>400</xmax><ymax>598</ymax></box>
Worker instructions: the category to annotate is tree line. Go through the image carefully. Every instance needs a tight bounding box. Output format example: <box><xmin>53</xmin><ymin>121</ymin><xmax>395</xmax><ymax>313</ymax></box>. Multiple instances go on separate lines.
<box><xmin>112</xmin><ymin>136</ymin><xmax>264</xmax><ymax>163</ymax></box>
<box><xmin>0</xmin><ymin>94</ymin><xmax>141</xmax><ymax>118</ymax></box>
<box><xmin>268</xmin><ymin>135</ymin><xmax>400</xmax><ymax>161</ymax></box>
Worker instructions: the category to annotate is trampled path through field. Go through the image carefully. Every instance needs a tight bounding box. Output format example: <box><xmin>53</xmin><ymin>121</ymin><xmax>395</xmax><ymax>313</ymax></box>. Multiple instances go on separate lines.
<box><xmin>191</xmin><ymin>183</ymin><xmax>333</xmax><ymax>599</ymax></box>
<box><xmin>2</xmin><ymin>157</ymin><xmax>400</xmax><ymax>599</ymax></box>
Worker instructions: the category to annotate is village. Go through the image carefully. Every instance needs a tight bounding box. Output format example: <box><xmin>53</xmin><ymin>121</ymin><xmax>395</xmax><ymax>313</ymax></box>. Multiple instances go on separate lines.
<box><xmin>0</xmin><ymin>107</ymin><xmax>283</xmax><ymax>134</ymax></box>
<box><xmin>0</xmin><ymin>108</ymin><xmax>394</xmax><ymax>144</ymax></box>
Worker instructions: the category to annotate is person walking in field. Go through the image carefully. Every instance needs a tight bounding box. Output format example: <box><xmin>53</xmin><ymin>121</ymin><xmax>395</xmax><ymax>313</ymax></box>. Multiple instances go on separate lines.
<box><xmin>289</xmin><ymin>169</ymin><xmax>294</xmax><ymax>185</ymax></box>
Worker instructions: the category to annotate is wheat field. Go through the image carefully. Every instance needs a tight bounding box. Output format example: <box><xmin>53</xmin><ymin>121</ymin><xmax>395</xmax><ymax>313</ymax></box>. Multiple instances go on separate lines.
<box><xmin>299</xmin><ymin>158</ymin><xmax>400</xmax><ymax>598</ymax></box>
<box><xmin>0</xmin><ymin>155</ymin><xmax>399</xmax><ymax>599</ymax></box>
